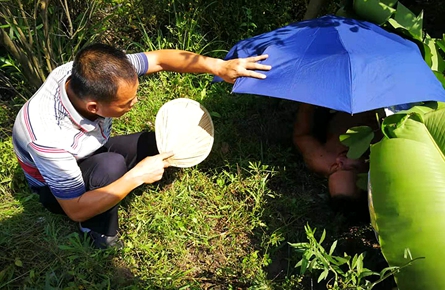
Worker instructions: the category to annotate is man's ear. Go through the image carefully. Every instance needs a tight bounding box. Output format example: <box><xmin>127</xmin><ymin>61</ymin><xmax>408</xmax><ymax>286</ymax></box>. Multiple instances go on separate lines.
<box><xmin>86</xmin><ymin>101</ymin><xmax>99</xmax><ymax>114</ymax></box>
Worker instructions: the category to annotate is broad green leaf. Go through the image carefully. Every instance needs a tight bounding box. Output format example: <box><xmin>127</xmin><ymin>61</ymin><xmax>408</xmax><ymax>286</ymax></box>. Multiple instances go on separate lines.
<box><xmin>387</xmin><ymin>17</ymin><xmax>404</xmax><ymax>30</ymax></box>
<box><xmin>436</xmin><ymin>37</ymin><xmax>445</xmax><ymax>52</ymax></box>
<box><xmin>339</xmin><ymin>126</ymin><xmax>374</xmax><ymax>159</ymax></box>
<box><xmin>332</xmin><ymin>256</ymin><xmax>349</xmax><ymax>265</ymax></box>
<box><xmin>384</xmin><ymin>115</ymin><xmax>435</xmax><ymax>144</ymax></box>
<box><xmin>423</xmin><ymin>108</ymin><xmax>445</xmax><ymax>153</ymax></box>
<box><xmin>356</xmin><ymin>254</ymin><xmax>364</xmax><ymax>273</ymax></box>
<box><xmin>318</xmin><ymin>268</ymin><xmax>329</xmax><ymax>283</ymax></box>
<box><xmin>432</xmin><ymin>101</ymin><xmax>445</xmax><ymax>110</ymax></box>
<box><xmin>328</xmin><ymin>240</ymin><xmax>337</xmax><ymax>256</ymax></box>
<box><xmin>432</xmin><ymin>71</ymin><xmax>445</xmax><ymax>90</ymax></box>
<box><xmin>385</xmin><ymin>105</ymin><xmax>445</xmax><ymax>154</ymax></box>
<box><xmin>424</xmin><ymin>36</ymin><xmax>445</xmax><ymax>72</ymax></box>
<box><xmin>379</xmin><ymin>266</ymin><xmax>402</xmax><ymax>279</ymax></box>
<box><xmin>402</xmin><ymin>101</ymin><xmax>440</xmax><ymax>115</ymax></box>
<box><xmin>422</xmin><ymin>39</ymin><xmax>434</xmax><ymax>68</ymax></box>
<box><xmin>298</xmin><ymin>257</ymin><xmax>309</xmax><ymax>274</ymax></box>
<box><xmin>393</xmin><ymin>2</ymin><xmax>423</xmax><ymax>40</ymax></box>
<box><xmin>351</xmin><ymin>253</ymin><xmax>358</xmax><ymax>269</ymax></box>
<box><xmin>369</xmin><ymin>108</ymin><xmax>445</xmax><ymax>289</ymax></box>
<box><xmin>319</xmin><ymin>229</ymin><xmax>326</xmax><ymax>244</ymax></box>
<box><xmin>353</xmin><ymin>0</ymin><xmax>396</xmax><ymax>25</ymax></box>
<box><xmin>359</xmin><ymin>270</ymin><xmax>379</xmax><ymax>279</ymax></box>
<box><xmin>381</xmin><ymin>113</ymin><xmax>421</xmax><ymax>138</ymax></box>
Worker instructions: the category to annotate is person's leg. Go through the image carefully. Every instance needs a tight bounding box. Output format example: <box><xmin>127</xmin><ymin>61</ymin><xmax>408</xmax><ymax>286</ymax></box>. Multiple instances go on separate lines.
<box><xmin>78</xmin><ymin>152</ymin><xmax>127</xmax><ymax>237</ymax></box>
<box><xmin>36</xmin><ymin>132</ymin><xmax>157</xmax><ymax>248</ymax></box>
<box><xmin>35</xmin><ymin>186</ymin><xmax>65</xmax><ymax>215</ymax></box>
<box><xmin>34</xmin><ymin>153</ymin><xmax>124</xmax><ymax>248</ymax></box>
<box><xmin>103</xmin><ymin>131</ymin><xmax>159</xmax><ymax>169</ymax></box>
<box><xmin>77</xmin><ymin>132</ymin><xmax>158</xmax><ymax>248</ymax></box>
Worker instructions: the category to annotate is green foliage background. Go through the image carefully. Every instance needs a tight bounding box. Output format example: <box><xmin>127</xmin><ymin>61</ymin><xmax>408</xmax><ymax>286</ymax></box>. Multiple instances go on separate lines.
<box><xmin>0</xmin><ymin>0</ymin><xmax>444</xmax><ymax>289</ymax></box>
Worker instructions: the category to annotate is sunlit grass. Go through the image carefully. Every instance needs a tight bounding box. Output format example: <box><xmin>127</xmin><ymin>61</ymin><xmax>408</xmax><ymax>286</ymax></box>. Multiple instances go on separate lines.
<box><xmin>0</xmin><ymin>1</ymin><xmax>386</xmax><ymax>289</ymax></box>
<box><xmin>0</xmin><ymin>72</ymin><xmax>381</xmax><ymax>288</ymax></box>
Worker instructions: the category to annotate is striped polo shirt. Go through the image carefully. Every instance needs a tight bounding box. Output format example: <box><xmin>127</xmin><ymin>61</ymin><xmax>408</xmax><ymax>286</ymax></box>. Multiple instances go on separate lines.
<box><xmin>12</xmin><ymin>53</ymin><xmax>149</xmax><ymax>199</ymax></box>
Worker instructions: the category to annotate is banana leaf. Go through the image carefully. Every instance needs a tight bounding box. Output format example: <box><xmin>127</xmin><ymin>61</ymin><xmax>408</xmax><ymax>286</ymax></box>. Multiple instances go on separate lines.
<box><xmin>352</xmin><ymin>0</ymin><xmax>397</xmax><ymax>25</ymax></box>
<box><xmin>369</xmin><ymin>103</ymin><xmax>445</xmax><ymax>289</ymax></box>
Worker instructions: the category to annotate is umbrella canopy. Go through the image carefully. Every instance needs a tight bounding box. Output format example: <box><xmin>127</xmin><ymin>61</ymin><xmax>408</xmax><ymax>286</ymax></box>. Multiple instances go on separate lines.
<box><xmin>215</xmin><ymin>15</ymin><xmax>445</xmax><ymax>114</ymax></box>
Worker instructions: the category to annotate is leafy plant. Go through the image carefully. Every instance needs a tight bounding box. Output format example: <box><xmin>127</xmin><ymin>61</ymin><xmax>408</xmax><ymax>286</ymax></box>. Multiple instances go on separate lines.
<box><xmin>0</xmin><ymin>0</ymin><xmax>109</xmax><ymax>97</ymax></box>
<box><xmin>369</xmin><ymin>101</ymin><xmax>445</xmax><ymax>289</ymax></box>
<box><xmin>338</xmin><ymin>0</ymin><xmax>445</xmax><ymax>88</ymax></box>
<box><xmin>291</xmin><ymin>224</ymin><xmax>421</xmax><ymax>289</ymax></box>
<box><xmin>339</xmin><ymin>126</ymin><xmax>375</xmax><ymax>159</ymax></box>
<box><xmin>335</xmin><ymin>3</ymin><xmax>445</xmax><ymax>288</ymax></box>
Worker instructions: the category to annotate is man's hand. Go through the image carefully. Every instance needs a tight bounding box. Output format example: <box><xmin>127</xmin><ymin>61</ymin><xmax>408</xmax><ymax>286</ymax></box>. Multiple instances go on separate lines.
<box><xmin>57</xmin><ymin>151</ymin><xmax>174</xmax><ymax>222</ymax></box>
<box><xmin>216</xmin><ymin>55</ymin><xmax>272</xmax><ymax>84</ymax></box>
<box><xmin>130</xmin><ymin>152</ymin><xmax>174</xmax><ymax>184</ymax></box>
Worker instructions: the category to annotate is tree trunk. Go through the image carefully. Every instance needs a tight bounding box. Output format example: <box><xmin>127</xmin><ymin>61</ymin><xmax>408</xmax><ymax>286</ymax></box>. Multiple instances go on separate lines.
<box><xmin>303</xmin><ymin>0</ymin><xmax>327</xmax><ymax>20</ymax></box>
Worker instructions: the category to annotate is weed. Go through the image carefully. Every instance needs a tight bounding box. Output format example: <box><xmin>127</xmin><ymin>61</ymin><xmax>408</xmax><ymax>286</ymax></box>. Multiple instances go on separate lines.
<box><xmin>291</xmin><ymin>225</ymin><xmax>423</xmax><ymax>289</ymax></box>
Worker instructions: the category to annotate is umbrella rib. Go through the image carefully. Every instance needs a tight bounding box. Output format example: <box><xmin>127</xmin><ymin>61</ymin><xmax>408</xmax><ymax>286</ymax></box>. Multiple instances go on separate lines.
<box><xmin>291</xmin><ymin>27</ymin><xmax>322</xmax><ymax>104</ymax></box>
<box><xmin>336</xmin><ymin>31</ymin><xmax>353</xmax><ymax>114</ymax></box>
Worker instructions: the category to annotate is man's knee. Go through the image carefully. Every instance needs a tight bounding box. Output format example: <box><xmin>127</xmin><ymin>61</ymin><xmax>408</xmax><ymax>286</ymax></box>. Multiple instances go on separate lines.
<box><xmin>87</xmin><ymin>152</ymin><xmax>127</xmax><ymax>189</ymax></box>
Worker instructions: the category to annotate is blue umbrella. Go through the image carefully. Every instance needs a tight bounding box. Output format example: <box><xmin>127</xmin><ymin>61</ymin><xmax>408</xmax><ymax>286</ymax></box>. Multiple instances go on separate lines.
<box><xmin>215</xmin><ymin>15</ymin><xmax>445</xmax><ymax>114</ymax></box>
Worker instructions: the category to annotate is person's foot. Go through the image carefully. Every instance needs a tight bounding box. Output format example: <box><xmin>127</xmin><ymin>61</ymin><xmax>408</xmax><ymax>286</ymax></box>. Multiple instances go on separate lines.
<box><xmin>79</xmin><ymin>223</ymin><xmax>123</xmax><ymax>249</ymax></box>
<box><xmin>87</xmin><ymin>230</ymin><xmax>123</xmax><ymax>250</ymax></box>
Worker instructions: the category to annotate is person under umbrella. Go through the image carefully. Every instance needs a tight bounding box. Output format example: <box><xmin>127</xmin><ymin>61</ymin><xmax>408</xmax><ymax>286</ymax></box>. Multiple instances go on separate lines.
<box><xmin>293</xmin><ymin>103</ymin><xmax>383</xmax><ymax>213</ymax></box>
<box><xmin>215</xmin><ymin>14</ymin><xmax>445</xmax><ymax>214</ymax></box>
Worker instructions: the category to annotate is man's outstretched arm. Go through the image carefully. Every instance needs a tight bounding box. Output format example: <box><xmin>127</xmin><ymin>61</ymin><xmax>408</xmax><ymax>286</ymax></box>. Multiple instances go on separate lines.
<box><xmin>143</xmin><ymin>50</ymin><xmax>272</xmax><ymax>83</ymax></box>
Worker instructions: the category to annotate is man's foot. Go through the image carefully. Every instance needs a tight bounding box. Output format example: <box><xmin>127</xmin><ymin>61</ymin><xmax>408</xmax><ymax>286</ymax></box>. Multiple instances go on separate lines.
<box><xmin>87</xmin><ymin>230</ymin><xmax>123</xmax><ymax>250</ymax></box>
<box><xmin>79</xmin><ymin>223</ymin><xmax>123</xmax><ymax>249</ymax></box>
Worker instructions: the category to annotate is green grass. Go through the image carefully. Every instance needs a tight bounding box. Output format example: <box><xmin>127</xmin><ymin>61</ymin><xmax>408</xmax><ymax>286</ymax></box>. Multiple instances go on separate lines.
<box><xmin>0</xmin><ymin>74</ymin><xmax>388</xmax><ymax>289</ymax></box>
<box><xmin>0</xmin><ymin>1</ymin><xmax>392</xmax><ymax>289</ymax></box>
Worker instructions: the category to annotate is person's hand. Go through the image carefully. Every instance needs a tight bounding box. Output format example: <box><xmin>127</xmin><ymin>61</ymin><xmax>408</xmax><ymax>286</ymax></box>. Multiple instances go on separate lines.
<box><xmin>217</xmin><ymin>54</ymin><xmax>271</xmax><ymax>83</ymax></box>
<box><xmin>130</xmin><ymin>152</ymin><xmax>174</xmax><ymax>184</ymax></box>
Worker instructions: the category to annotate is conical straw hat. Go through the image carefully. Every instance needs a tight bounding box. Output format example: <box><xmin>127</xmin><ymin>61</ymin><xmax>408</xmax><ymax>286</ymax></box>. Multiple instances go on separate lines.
<box><xmin>155</xmin><ymin>98</ymin><xmax>214</xmax><ymax>168</ymax></box>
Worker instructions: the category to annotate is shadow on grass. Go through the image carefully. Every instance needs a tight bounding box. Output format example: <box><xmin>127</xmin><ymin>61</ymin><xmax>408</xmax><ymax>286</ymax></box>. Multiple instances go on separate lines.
<box><xmin>0</xmin><ymin>99</ymin><xmax>150</xmax><ymax>288</ymax></box>
<box><xmin>199</xmin><ymin>91</ymin><xmax>395</xmax><ymax>289</ymax></box>
<box><xmin>0</xmin><ymin>91</ymin><xmax>394</xmax><ymax>289</ymax></box>
<box><xmin>0</xmin><ymin>166</ymin><xmax>159</xmax><ymax>289</ymax></box>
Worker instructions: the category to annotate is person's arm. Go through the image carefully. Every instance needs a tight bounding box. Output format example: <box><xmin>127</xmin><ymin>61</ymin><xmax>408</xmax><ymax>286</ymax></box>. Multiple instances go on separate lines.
<box><xmin>293</xmin><ymin>103</ymin><xmax>317</xmax><ymax>138</ymax></box>
<box><xmin>293</xmin><ymin>103</ymin><xmax>330</xmax><ymax>175</ymax></box>
<box><xmin>143</xmin><ymin>50</ymin><xmax>271</xmax><ymax>83</ymax></box>
<box><xmin>57</xmin><ymin>152</ymin><xmax>173</xmax><ymax>222</ymax></box>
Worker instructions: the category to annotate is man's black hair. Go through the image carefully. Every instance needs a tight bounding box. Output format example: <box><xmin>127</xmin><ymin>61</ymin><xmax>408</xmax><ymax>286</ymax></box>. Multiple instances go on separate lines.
<box><xmin>70</xmin><ymin>43</ymin><xmax>138</xmax><ymax>103</ymax></box>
